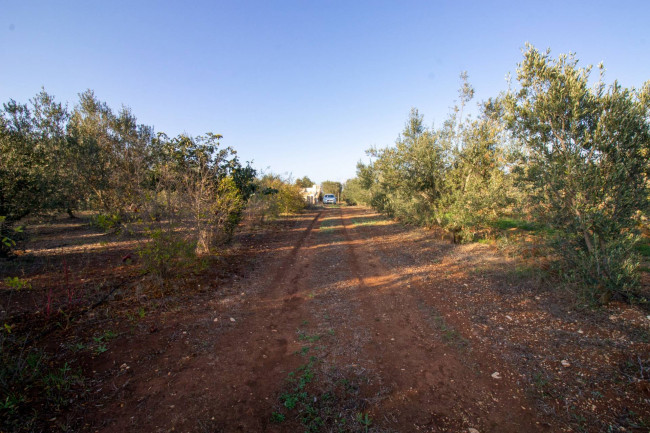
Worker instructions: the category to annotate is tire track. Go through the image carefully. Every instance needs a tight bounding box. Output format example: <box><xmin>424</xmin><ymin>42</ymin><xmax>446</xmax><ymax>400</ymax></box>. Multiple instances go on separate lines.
<box><xmin>337</xmin><ymin>207</ymin><xmax>545</xmax><ymax>432</ymax></box>
<box><xmin>266</xmin><ymin>211</ymin><xmax>322</xmax><ymax>293</ymax></box>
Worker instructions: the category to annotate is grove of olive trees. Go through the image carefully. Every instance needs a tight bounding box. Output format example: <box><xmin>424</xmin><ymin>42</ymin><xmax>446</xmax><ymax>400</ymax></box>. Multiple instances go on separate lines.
<box><xmin>351</xmin><ymin>45</ymin><xmax>649</xmax><ymax>302</ymax></box>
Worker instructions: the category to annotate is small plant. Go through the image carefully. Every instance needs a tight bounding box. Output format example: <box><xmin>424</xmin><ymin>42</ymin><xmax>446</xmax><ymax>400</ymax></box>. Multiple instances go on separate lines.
<box><xmin>90</xmin><ymin>212</ymin><xmax>121</xmax><ymax>232</ymax></box>
<box><xmin>271</xmin><ymin>411</ymin><xmax>285</xmax><ymax>423</ymax></box>
<box><xmin>296</xmin><ymin>346</ymin><xmax>310</xmax><ymax>356</ymax></box>
<box><xmin>356</xmin><ymin>412</ymin><xmax>372</xmax><ymax>431</ymax></box>
<box><xmin>0</xmin><ymin>216</ymin><xmax>23</xmax><ymax>256</ymax></box>
<box><xmin>422</xmin><ymin>305</ymin><xmax>470</xmax><ymax>350</ymax></box>
<box><xmin>138</xmin><ymin>227</ymin><xmax>196</xmax><ymax>280</ymax></box>
<box><xmin>635</xmin><ymin>242</ymin><xmax>650</xmax><ymax>257</ymax></box>
<box><xmin>281</xmin><ymin>392</ymin><xmax>301</xmax><ymax>409</ymax></box>
<box><xmin>297</xmin><ymin>331</ymin><xmax>322</xmax><ymax>343</ymax></box>
<box><xmin>4</xmin><ymin>277</ymin><xmax>31</xmax><ymax>291</ymax></box>
<box><xmin>532</xmin><ymin>372</ymin><xmax>550</xmax><ymax>396</ymax></box>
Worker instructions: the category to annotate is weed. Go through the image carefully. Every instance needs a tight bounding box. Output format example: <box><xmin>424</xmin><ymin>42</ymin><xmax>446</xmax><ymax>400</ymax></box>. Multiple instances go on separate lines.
<box><xmin>296</xmin><ymin>346</ymin><xmax>310</xmax><ymax>357</ymax></box>
<box><xmin>532</xmin><ymin>372</ymin><xmax>551</xmax><ymax>397</ymax></box>
<box><xmin>138</xmin><ymin>227</ymin><xmax>196</xmax><ymax>280</ymax></box>
<box><xmin>491</xmin><ymin>217</ymin><xmax>540</xmax><ymax>232</ymax></box>
<box><xmin>45</xmin><ymin>287</ymin><xmax>53</xmax><ymax>319</ymax></box>
<box><xmin>356</xmin><ymin>412</ymin><xmax>372</xmax><ymax>431</ymax></box>
<box><xmin>281</xmin><ymin>392</ymin><xmax>303</xmax><ymax>409</ymax></box>
<box><xmin>91</xmin><ymin>330</ymin><xmax>116</xmax><ymax>354</ymax></box>
<box><xmin>90</xmin><ymin>212</ymin><xmax>122</xmax><ymax>232</ymax></box>
<box><xmin>0</xmin><ymin>344</ymin><xmax>85</xmax><ymax>431</ymax></box>
<box><xmin>297</xmin><ymin>330</ymin><xmax>322</xmax><ymax>343</ymax></box>
<box><xmin>4</xmin><ymin>277</ymin><xmax>31</xmax><ymax>291</ymax></box>
<box><xmin>270</xmin><ymin>411</ymin><xmax>285</xmax><ymax>423</ymax></box>
<box><xmin>273</xmin><ymin>342</ymin><xmax>377</xmax><ymax>432</ymax></box>
<box><xmin>350</xmin><ymin>217</ymin><xmax>381</xmax><ymax>227</ymax></box>
<box><xmin>635</xmin><ymin>243</ymin><xmax>650</xmax><ymax>257</ymax></box>
<box><xmin>421</xmin><ymin>304</ymin><xmax>469</xmax><ymax>350</ymax></box>
<box><xmin>126</xmin><ymin>307</ymin><xmax>147</xmax><ymax>322</ymax></box>
<box><xmin>507</xmin><ymin>264</ymin><xmax>538</xmax><ymax>280</ymax></box>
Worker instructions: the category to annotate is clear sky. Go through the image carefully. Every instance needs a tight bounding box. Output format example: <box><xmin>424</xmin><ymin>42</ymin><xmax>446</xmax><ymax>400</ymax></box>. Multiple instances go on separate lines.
<box><xmin>1</xmin><ymin>0</ymin><xmax>648</xmax><ymax>184</ymax></box>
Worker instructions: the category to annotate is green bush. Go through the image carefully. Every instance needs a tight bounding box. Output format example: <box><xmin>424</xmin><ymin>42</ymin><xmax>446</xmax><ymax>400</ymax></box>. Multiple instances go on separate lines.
<box><xmin>137</xmin><ymin>228</ymin><xmax>196</xmax><ymax>280</ymax></box>
<box><xmin>90</xmin><ymin>212</ymin><xmax>121</xmax><ymax>232</ymax></box>
<box><xmin>554</xmin><ymin>234</ymin><xmax>641</xmax><ymax>304</ymax></box>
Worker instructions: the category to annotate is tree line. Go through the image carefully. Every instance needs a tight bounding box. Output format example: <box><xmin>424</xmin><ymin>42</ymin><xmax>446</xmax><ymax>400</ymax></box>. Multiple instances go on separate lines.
<box><xmin>0</xmin><ymin>89</ymin><xmax>309</xmax><ymax>265</ymax></box>
<box><xmin>344</xmin><ymin>45</ymin><xmax>649</xmax><ymax>303</ymax></box>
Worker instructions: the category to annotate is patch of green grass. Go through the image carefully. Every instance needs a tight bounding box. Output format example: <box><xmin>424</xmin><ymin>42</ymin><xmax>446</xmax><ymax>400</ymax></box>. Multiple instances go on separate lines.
<box><xmin>3</xmin><ymin>277</ymin><xmax>32</xmax><ymax>291</ymax></box>
<box><xmin>356</xmin><ymin>412</ymin><xmax>372</xmax><ymax>432</ymax></box>
<box><xmin>491</xmin><ymin>217</ymin><xmax>539</xmax><ymax>231</ymax></box>
<box><xmin>295</xmin><ymin>346</ymin><xmax>311</xmax><ymax>356</ymax></box>
<box><xmin>319</xmin><ymin>218</ymin><xmax>338</xmax><ymax>233</ymax></box>
<box><xmin>271</xmin><ymin>411</ymin><xmax>285</xmax><ymax>423</ymax></box>
<box><xmin>298</xmin><ymin>330</ymin><xmax>322</xmax><ymax>343</ymax></box>
<box><xmin>0</xmin><ymin>346</ymin><xmax>85</xmax><ymax>431</ymax></box>
<box><xmin>507</xmin><ymin>264</ymin><xmax>538</xmax><ymax>280</ymax></box>
<box><xmin>420</xmin><ymin>304</ymin><xmax>469</xmax><ymax>350</ymax></box>
<box><xmin>350</xmin><ymin>217</ymin><xmax>382</xmax><ymax>227</ymax></box>
<box><xmin>635</xmin><ymin>243</ymin><xmax>650</xmax><ymax>257</ymax></box>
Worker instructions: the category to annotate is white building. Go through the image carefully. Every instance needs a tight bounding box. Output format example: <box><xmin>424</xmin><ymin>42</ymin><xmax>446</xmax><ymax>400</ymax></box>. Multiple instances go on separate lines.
<box><xmin>301</xmin><ymin>184</ymin><xmax>321</xmax><ymax>205</ymax></box>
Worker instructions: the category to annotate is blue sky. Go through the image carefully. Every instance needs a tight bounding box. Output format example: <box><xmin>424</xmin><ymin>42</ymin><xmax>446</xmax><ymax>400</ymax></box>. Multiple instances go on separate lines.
<box><xmin>1</xmin><ymin>0</ymin><xmax>648</xmax><ymax>184</ymax></box>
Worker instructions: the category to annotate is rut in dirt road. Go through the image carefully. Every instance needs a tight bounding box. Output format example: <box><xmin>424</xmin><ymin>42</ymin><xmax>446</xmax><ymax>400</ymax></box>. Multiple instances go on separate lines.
<box><xmin>92</xmin><ymin>207</ymin><xmax>556</xmax><ymax>433</ymax></box>
<box><xmin>335</xmin><ymin>207</ymin><xmax>547</xmax><ymax>432</ymax></box>
<box><xmin>91</xmin><ymin>211</ymin><xmax>326</xmax><ymax>432</ymax></box>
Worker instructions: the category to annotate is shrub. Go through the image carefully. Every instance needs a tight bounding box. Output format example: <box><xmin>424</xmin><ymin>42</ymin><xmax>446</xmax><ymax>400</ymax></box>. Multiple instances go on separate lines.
<box><xmin>90</xmin><ymin>212</ymin><xmax>121</xmax><ymax>232</ymax></box>
<box><xmin>503</xmin><ymin>45</ymin><xmax>649</xmax><ymax>300</ymax></box>
<box><xmin>137</xmin><ymin>228</ymin><xmax>196</xmax><ymax>280</ymax></box>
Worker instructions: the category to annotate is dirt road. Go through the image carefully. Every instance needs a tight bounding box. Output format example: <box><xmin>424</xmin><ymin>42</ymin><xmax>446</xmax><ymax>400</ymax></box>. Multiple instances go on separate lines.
<box><xmin>81</xmin><ymin>207</ymin><xmax>648</xmax><ymax>432</ymax></box>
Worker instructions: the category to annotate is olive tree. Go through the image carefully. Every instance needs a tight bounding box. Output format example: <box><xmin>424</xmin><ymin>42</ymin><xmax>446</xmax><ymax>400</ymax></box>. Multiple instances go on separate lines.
<box><xmin>503</xmin><ymin>45</ymin><xmax>650</xmax><ymax>301</ymax></box>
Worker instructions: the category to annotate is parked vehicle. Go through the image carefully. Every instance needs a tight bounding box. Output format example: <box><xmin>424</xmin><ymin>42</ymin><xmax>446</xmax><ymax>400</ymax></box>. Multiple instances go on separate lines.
<box><xmin>323</xmin><ymin>194</ymin><xmax>337</xmax><ymax>204</ymax></box>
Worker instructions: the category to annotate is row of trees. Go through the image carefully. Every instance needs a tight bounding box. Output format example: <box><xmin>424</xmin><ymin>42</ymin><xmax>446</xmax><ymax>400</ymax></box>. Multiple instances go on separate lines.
<box><xmin>0</xmin><ymin>89</ymin><xmax>311</xmax><ymax>261</ymax></box>
<box><xmin>346</xmin><ymin>45</ymin><xmax>649</xmax><ymax>302</ymax></box>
